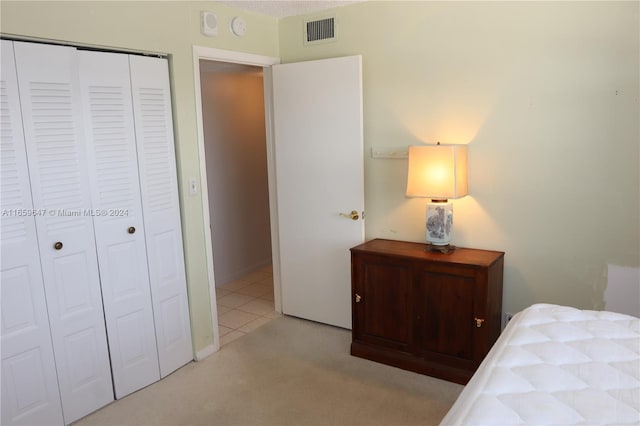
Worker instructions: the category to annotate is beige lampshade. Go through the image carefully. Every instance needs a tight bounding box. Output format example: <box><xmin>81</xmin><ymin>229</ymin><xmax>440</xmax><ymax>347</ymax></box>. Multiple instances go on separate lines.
<box><xmin>406</xmin><ymin>144</ymin><xmax>468</xmax><ymax>199</ymax></box>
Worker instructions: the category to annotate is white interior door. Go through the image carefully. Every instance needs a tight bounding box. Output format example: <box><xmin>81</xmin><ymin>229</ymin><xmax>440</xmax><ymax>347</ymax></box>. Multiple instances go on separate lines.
<box><xmin>272</xmin><ymin>55</ymin><xmax>364</xmax><ymax>329</ymax></box>
<box><xmin>78</xmin><ymin>50</ymin><xmax>160</xmax><ymax>399</ymax></box>
<box><xmin>129</xmin><ymin>54</ymin><xmax>193</xmax><ymax>376</ymax></box>
<box><xmin>0</xmin><ymin>40</ymin><xmax>64</xmax><ymax>426</ymax></box>
<box><xmin>13</xmin><ymin>41</ymin><xmax>114</xmax><ymax>423</ymax></box>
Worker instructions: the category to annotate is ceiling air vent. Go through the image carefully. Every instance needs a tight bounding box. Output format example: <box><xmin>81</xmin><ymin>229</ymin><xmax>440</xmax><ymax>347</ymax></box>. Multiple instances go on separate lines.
<box><xmin>305</xmin><ymin>16</ymin><xmax>336</xmax><ymax>45</ymax></box>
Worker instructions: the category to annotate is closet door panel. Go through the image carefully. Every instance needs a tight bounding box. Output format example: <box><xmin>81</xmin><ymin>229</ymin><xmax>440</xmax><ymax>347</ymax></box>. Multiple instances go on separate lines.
<box><xmin>129</xmin><ymin>55</ymin><xmax>193</xmax><ymax>377</ymax></box>
<box><xmin>77</xmin><ymin>50</ymin><xmax>160</xmax><ymax>399</ymax></box>
<box><xmin>0</xmin><ymin>40</ymin><xmax>64</xmax><ymax>426</ymax></box>
<box><xmin>13</xmin><ymin>41</ymin><xmax>113</xmax><ymax>423</ymax></box>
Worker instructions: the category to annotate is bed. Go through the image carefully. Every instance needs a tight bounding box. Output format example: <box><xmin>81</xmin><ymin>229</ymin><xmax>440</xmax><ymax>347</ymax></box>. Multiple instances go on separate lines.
<box><xmin>440</xmin><ymin>303</ymin><xmax>640</xmax><ymax>425</ymax></box>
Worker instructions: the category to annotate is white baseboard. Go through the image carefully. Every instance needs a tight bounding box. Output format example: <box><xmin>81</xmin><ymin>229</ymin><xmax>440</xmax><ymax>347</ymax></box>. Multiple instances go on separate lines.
<box><xmin>195</xmin><ymin>343</ymin><xmax>218</xmax><ymax>361</ymax></box>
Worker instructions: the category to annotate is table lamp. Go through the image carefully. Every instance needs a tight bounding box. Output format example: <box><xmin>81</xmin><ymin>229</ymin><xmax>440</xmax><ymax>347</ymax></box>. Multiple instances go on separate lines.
<box><xmin>406</xmin><ymin>143</ymin><xmax>468</xmax><ymax>252</ymax></box>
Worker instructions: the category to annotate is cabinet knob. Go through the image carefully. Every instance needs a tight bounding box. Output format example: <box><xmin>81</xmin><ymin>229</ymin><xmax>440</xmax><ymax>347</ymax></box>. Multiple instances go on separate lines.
<box><xmin>54</xmin><ymin>241</ymin><xmax>63</xmax><ymax>250</ymax></box>
<box><xmin>474</xmin><ymin>317</ymin><xmax>485</xmax><ymax>328</ymax></box>
<box><xmin>128</xmin><ymin>226</ymin><xmax>136</xmax><ymax>234</ymax></box>
<box><xmin>355</xmin><ymin>293</ymin><xmax>362</xmax><ymax>303</ymax></box>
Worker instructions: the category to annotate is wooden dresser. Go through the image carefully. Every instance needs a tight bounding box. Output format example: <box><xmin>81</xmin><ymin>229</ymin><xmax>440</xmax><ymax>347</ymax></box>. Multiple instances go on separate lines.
<box><xmin>350</xmin><ymin>239</ymin><xmax>504</xmax><ymax>384</ymax></box>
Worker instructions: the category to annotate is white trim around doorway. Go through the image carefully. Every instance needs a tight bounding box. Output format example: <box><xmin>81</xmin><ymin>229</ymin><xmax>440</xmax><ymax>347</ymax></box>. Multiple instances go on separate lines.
<box><xmin>192</xmin><ymin>46</ymin><xmax>281</xmax><ymax>360</ymax></box>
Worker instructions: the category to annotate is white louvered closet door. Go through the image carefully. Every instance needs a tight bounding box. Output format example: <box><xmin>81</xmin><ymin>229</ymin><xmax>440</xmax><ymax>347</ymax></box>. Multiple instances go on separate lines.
<box><xmin>77</xmin><ymin>50</ymin><xmax>160</xmax><ymax>399</ymax></box>
<box><xmin>129</xmin><ymin>55</ymin><xmax>193</xmax><ymax>377</ymax></box>
<box><xmin>12</xmin><ymin>41</ymin><xmax>114</xmax><ymax>424</ymax></box>
<box><xmin>0</xmin><ymin>40</ymin><xmax>65</xmax><ymax>426</ymax></box>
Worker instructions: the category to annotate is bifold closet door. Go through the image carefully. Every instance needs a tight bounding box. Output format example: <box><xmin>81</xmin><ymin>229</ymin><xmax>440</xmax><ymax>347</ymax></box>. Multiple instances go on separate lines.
<box><xmin>129</xmin><ymin>55</ymin><xmax>193</xmax><ymax>376</ymax></box>
<box><xmin>77</xmin><ymin>50</ymin><xmax>161</xmax><ymax>399</ymax></box>
<box><xmin>12</xmin><ymin>41</ymin><xmax>114</xmax><ymax>423</ymax></box>
<box><xmin>0</xmin><ymin>40</ymin><xmax>64</xmax><ymax>426</ymax></box>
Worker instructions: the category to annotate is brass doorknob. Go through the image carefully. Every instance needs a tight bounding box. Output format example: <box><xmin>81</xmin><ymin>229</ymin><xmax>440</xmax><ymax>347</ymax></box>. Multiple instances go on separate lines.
<box><xmin>128</xmin><ymin>226</ymin><xmax>136</xmax><ymax>234</ymax></box>
<box><xmin>474</xmin><ymin>317</ymin><xmax>485</xmax><ymax>328</ymax></box>
<box><xmin>340</xmin><ymin>210</ymin><xmax>359</xmax><ymax>221</ymax></box>
<box><xmin>54</xmin><ymin>241</ymin><xmax>63</xmax><ymax>250</ymax></box>
<box><xmin>355</xmin><ymin>294</ymin><xmax>362</xmax><ymax>303</ymax></box>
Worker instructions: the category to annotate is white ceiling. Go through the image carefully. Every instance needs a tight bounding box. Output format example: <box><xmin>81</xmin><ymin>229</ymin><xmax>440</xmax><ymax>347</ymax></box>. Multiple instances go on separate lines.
<box><xmin>215</xmin><ymin>1</ymin><xmax>365</xmax><ymax>18</ymax></box>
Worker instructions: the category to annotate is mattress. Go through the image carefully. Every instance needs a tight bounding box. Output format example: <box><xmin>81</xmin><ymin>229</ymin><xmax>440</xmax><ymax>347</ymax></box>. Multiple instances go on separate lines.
<box><xmin>440</xmin><ymin>303</ymin><xmax>640</xmax><ymax>425</ymax></box>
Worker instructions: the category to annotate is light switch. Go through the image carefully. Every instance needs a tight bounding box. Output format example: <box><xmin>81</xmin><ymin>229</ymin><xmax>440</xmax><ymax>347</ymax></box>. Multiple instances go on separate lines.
<box><xmin>189</xmin><ymin>177</ymin><xmax>198</xmax><ymax>196</ymax></box>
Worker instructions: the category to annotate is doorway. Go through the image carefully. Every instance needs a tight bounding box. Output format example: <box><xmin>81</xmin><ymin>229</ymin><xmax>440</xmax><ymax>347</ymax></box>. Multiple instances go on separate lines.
<box><xmin>192</xmin><ymin>46</ymin><xmax>280</xmax><ymax>358</ymax></box>
<box><xmin>199</xmin><ymin>59</ymin><xmax>278</xmax><ymax>346</ymax></box>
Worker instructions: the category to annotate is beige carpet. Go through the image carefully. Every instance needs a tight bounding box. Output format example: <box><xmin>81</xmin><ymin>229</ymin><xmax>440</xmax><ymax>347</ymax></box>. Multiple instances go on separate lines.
<box><xmin>75</xmin><ymin>316</ymin><xmax>463</xmax><ymax>426</ymax></box>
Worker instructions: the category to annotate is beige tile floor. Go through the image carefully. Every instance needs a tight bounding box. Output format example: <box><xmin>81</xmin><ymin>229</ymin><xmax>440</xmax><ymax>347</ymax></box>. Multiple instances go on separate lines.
<box><xmin>215</xmin><ymin>266</ymin><xmax>280</xmax><ymax>346</ymax></box>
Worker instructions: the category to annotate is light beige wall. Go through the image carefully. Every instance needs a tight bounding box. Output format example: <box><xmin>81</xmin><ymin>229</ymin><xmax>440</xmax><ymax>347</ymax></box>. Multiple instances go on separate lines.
<box><xmin>280</xmin><ymin>1</ymin><xmax>640</xmax><ymax>314</ymax></box>
<box><xmin>4</xmin><ymin>0</ymin><xmax>638</xmax><ymax>347</ymax></box>
<box><xmin>1</xmin><ymin>1</ymin><xmax>279</xmax><ymax>353</ymax></box>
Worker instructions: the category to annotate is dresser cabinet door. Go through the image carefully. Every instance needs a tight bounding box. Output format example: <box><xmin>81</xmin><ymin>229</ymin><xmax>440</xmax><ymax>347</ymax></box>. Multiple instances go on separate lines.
<box><xmin>414</xmin><ymin>264</ymin><xmax>476</xmax><ymax>361</ymax></box>
<box><xmin>352</xmin><ymin>254</ymin><xmax>413</xmax><ymax>351</ymax></box>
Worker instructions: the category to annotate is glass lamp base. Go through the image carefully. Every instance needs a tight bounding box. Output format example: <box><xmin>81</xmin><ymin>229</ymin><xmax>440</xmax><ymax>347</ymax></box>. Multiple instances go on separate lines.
<box><xmin>425</xmin><ymin>200</ymin><xmax>453</xmax><ymax>245</ymax></box>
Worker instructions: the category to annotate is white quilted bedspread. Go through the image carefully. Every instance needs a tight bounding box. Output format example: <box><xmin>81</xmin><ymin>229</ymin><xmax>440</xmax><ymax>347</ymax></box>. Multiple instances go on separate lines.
<box><xmin>440</xmin><ymin>304</ymin><xmax>640</xmax><ymax>425</ymax></box>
